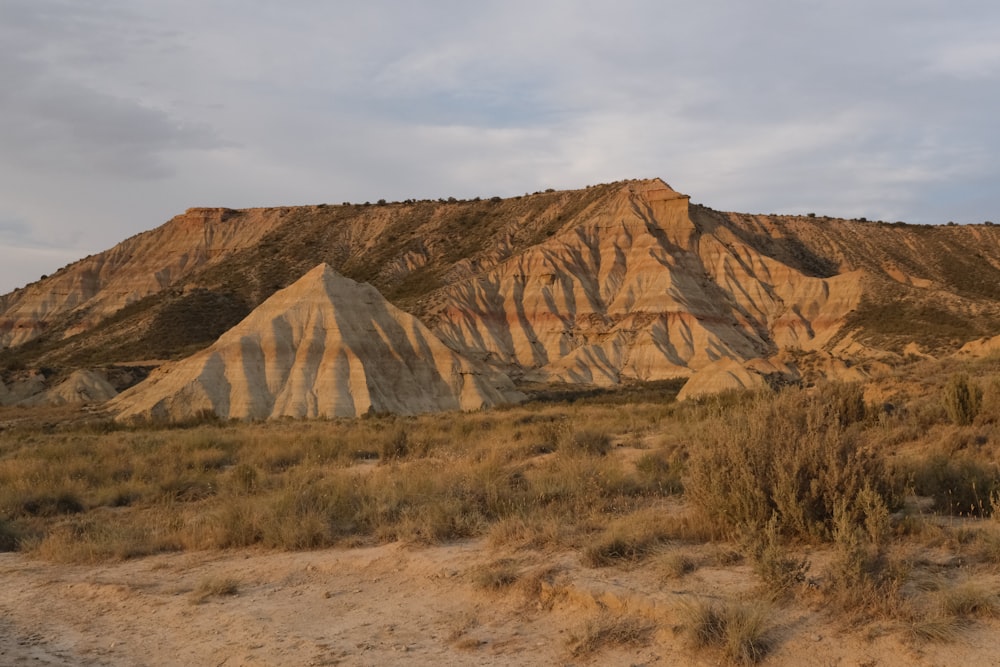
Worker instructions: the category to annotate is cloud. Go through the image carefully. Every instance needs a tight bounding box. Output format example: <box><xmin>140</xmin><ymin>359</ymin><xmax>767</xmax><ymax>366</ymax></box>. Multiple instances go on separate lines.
<box><xmin>0</xmin><ymin>243</ymin><xmax>83</xmax><ymax>295</ymax></box>
<box><xmin>0</xmin><ymin>0</ymin><xmax>999</xmax><ymax>294</ymax></box>
<box><xmin>0</xmin><ymin>0</ymin><xmax>225</xmax><ymax>179</ymax></box>
<box><xmin>924</xmin><ymin>41</ymin><xmax>1000</xmax><ymax>80</ymax></box>
<box><xmin>0</xmin><ymin>70</ymin><xmax>224</xmax><ymax>179</ymax></box>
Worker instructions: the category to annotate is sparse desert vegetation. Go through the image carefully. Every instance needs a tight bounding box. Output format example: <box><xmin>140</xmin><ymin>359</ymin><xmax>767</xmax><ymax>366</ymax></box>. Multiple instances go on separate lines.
<box><xmin>4</xmin><ymin>355</ymin><xmax>1000</xmax><ymax>663</ymax></box>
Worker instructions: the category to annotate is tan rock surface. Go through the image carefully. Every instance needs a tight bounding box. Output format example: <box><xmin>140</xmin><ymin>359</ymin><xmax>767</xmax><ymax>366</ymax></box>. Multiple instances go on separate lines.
<box><xmin>7</xmin><ymin>177</ymin><xmax>1000</xmax><ymax>400</ymax></box>
<box><xmin>19</xmin><ymin>370</ymin><xmax>118</xmax><ymax>407</ymax></box>
<box><xmin>429</xmin><ymin>180</ymin><xmax>860</xmax><ymax>385</ymax></box>
<box><xmin>958</xmin><ymin>334</ymin><xmax>1000</xmax><ymax>357</ymax></box>
<box><xmin>110</xmin><ymin>264</ymin><xmax>523</xmax><ymax>421</ymax></box>
<box><xmin>676</xmin><ymin>357</ymin><xmax>772</xmax><ymax>400</ymax></box>
<box><xmin>0</xmin><ymin>372</ymin><xmax>46</xmax><ymax>406</ymax></box>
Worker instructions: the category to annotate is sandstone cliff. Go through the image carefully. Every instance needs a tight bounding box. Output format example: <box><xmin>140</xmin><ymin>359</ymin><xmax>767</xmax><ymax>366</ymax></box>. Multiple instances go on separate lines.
<box><xmin>0</xmin><ymin>207</ymin><xmax>285</xmax><ymax>348</ymax></box>
<box><xmin>426</xmin><ymin>180</ymin><xmax>863</xmax><ymax>385</ymax></box>
<box><xmin>5</xmin><ymin>178</ymin><xmax>1000</xmax><ymax>407</ymax></box>
<box><xmin>109</xmin><ymin>264</ymin><xmax>524</xmax><ymax>421</ymax></box>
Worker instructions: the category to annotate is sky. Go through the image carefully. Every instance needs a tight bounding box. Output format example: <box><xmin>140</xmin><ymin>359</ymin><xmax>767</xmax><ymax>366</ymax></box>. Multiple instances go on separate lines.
<box><xmin>2</xmin><ymin>1</ymin><xmax>999</xmax><ymax>294</ymax></box>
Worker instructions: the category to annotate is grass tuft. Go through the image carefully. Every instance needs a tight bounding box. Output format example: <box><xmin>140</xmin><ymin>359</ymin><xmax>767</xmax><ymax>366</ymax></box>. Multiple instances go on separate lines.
<box><xmin>471</xmin><ymin>559</ymin><xmax>521</xmax><ymax>591</ymax></box>
<box><xmin>567</xmin><ymin>611</ymin><xmax>657</xmax><ymax>657</ymax></box>
<box><xmin>190</xmin><ymin>576</ymin><xmax>240</xmax><ymax>604</ymax></box>
<box><xmin>681</xmin><ymin>598</ymin><xmax>772</xmax><ymax>665</ymax></box>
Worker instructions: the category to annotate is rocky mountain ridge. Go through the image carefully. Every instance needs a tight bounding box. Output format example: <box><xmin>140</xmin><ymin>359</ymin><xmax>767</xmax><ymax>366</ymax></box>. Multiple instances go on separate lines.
<box><xmin>3</xmin><ymin>177</ymin><xmax>1000</xmax><ymax>411</ymax></box>
<box><xmin>0</xmin><ymin>206</ymin><xmax>286</xmax><ymax>349</ymax></box>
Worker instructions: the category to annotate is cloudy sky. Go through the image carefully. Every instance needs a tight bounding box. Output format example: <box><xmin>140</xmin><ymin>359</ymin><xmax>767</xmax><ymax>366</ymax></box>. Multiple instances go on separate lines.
<box><xmin>2</xmin><ymin>1</ymin><xmax>999</xmax><ymax>293</ymax></box>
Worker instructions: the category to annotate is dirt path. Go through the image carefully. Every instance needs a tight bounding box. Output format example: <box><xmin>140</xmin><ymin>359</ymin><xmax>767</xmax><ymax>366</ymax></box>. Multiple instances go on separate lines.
<box><xmin>2</xmin><ymin>541</ymin><xmax>999</xmax><ymax>666</ymax></box>
<box><xmin>0</xmin><ymin>543</ymin><xmax>587</xmax><ymax>666</ymax></box>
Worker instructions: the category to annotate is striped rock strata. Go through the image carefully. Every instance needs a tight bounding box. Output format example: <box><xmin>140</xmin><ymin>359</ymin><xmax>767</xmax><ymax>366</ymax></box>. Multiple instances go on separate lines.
<box><xmin>427</xmin><ymin>180</ymin><xmax>863</xmax><ymax>387</ymax></box>
<box><xmin>110</xmin><ymin>264</ymin><xmax>523</xmax><ymax>421</ymax></box>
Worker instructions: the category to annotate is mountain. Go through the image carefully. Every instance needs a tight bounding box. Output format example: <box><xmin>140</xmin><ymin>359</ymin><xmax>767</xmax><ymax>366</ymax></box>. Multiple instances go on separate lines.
<box><xmin>108</xmin><ymin>264</ymin><xmax>523</xmax><ymax>421</ymax></box>
<box><xmin>3</xmin><ymin>177</ymin><xmax>1000</xmax><ymax>408</ymax></box>
<box><xmin>0</xmin><ymin>207</ymin><xmax>286</xmax><ymax>350</ymax></box>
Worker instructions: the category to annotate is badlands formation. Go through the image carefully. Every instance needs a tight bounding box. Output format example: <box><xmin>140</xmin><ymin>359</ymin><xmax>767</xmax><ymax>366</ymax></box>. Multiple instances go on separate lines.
<box><xmin>109</xmin><ymin>264</ymin><xmax>522</xmax><ymax>420</ymax></box>
<box><xmin>424</xmin><ymin>181</ymin><xmax>857</xmax><ymax>389</ymax></box>
<box><xmin>4</xmin><ymin>178</ymin><xmax>1000</xmax><ymax>418</ymax></box>
<box><xmin>0</xmin><ymin>207</ymin><xmax>286</xmax><ymax>348</ymax></box>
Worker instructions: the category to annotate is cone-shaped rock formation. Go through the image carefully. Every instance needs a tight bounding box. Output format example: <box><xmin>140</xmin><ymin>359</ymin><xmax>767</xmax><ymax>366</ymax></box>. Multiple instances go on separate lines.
<box><xmin>19</xmin><ymin>370</ymin><xmax>118</xmax><ymax>407</ymax></box>
<box><xmin>110</xmin><ymin>264</ymin><xmax>524</xmax><ymax>421</ymax></box>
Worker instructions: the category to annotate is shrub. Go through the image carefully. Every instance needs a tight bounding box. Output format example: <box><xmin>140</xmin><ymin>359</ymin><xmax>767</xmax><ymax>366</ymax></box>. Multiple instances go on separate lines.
<box><xmin>471</xmin><ymin>559</ymin><xmax>520</xmax><ymax>591</ymax></box>
<box><xmin>634</xmin><ymin>449</ymin><xmax>684</xmax><ymax>494</ymax></box>
<box><xmin>904</xmin><ymin>453</ymin><xmax>1000</xmax><ymax>516</ymax></box>
<box><xmin>19</xmin><ymin>492</ymin><xmax>85</xmax><ymax>517</ymax></box>
<box><xmin>656</xmin><ymin>551</ymin><xmax>696</xmax><ymax>579</ymax></box>
<box><xmin>822</xmin><ymin>506</ymin><xmax>903</xmax><ymax>620</ymax></box>
<box><xmin>943</xmin><ymin>374</ymin><xmax>982</xmax><ymax>426</ymax></box>
<box><xmin>564</xmin><ymin>429</ymin><xmax>612</xmax><ymax>456</ymax></box>
<box><xmin>746</xmin><ymin>518</ymin><xmax>809</xmax><ymax>599</ymax></box>
<box><xmin>0</xmin><ymin>519</ymin><xmax>18</xmax><ymax>551</ymax></box>
<box><xmin>937</xmin><ymin>581</ymin><xmax>998</xmax><ymax>619</ymax></box>
<box><xmin>582</xmin><ymin>534</ymin><xmax>654</xmax><ymax>567</ymax></box>
<box><xmin>380</xmin><ymin>427</ymin><xmax>409</xmax><ymax>461</ymax></box>
<box><xmin>682</xmin><ymin>598</ymin><xmax>772</xmax><ymax>665</ymax></box>
<box><xmin>230</xmin><ymin>463</ymin><xmax>259</xmax><ymax>494</ymax></box>
<box><xmin>191</xmin><ymin>576</ymin><xmax>240</xmax><ymax>604</ymax></box>
<box><xmin>907</xmin><ymin>616</ymin><xmax>965</xmax><ymax>643</ymax></box>
<box><xmin>826</xmin><ymin>381</ymin><xmax>868</xmax><ymax>427</ymax></box>
<box><xmin>684</xmin><ymin>387</ymin><xmax>895</xmax><ymax>541</ymax></box>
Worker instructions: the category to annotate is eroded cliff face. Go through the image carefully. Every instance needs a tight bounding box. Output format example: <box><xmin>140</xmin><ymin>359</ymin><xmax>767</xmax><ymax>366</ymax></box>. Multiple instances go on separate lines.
<box><xmin>5</xmin><ymin>177</ymin><xmax>1000</xmax><ymax>408</ymax></box>
<box><xmin>0</xmin><ymin>207</ymin><xmax>286</xmax><ymax>347</ymax></box>
<box><xmin>426</xmin><ymin>180</ymin><xmax>863</xmax><ymax>385</ymax></box>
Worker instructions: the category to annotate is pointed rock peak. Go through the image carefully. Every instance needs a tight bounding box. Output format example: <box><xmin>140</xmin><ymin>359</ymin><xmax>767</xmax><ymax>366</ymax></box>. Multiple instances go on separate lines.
<box><xmin>285</xmin><ymin>262</ymin><xmax>340</xmax><ymax>288</ymax></box>
<box><xmin>20</xmin><ymin>370</ymin><xmax>118</xmax><ymax>407</ymax></box>
<box><xmin>109</xmin><ymin>261</ymin><xmax>524</xmax><ymax>421</ymax></box>
<box><xmin>266</xmin><ymin>263</ymin><xmax>369</xmax><ymax>303</ymax></box>
<box><xmin>622</xmin><ymin>178</ymin><xmax>690</xmax><ymax>202</ymax></box>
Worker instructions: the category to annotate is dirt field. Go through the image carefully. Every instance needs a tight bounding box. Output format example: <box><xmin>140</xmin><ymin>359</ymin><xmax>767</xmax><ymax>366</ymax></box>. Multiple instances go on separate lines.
<box><xmin>3</xmin><ymin>537</ymin><xmax>1000</xmax><ymax>666</ymax></box>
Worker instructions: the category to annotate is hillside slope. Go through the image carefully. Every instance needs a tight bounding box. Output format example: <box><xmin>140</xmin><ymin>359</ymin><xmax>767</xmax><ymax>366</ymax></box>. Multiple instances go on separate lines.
<box><xmin>3</xmin><ymin>178</ymin><xmax>1000</xmax><ymax>395</ymax></box>
<box><xmin>0</xmin><ymin>207</ymin><xmax>285</xmax><ymax>349</ymax></box>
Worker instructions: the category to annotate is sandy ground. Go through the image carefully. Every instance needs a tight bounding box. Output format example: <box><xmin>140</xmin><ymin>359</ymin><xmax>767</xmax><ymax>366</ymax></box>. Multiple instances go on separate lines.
<box><xmin>2</xmin><ymin>540</ymin><xmax>1000</xmax><ymax>666</ymax></box>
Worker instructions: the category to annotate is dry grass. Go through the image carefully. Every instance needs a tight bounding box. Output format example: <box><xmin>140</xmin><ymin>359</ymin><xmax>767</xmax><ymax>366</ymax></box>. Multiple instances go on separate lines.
<box><xmin>471</xmin><ymin>558</ymin><xmax>521</xmax><ymax>591</ymax></box>
<box><xmin>6</xmin><ymin>366</ymin><xmax>1000</xmax><ymax>656</ymax></box>
<box><xmin>0</xmin><ymin>402</ymin><xmax>681</xmax><ymax>561</ymax></box>
<box><xmin>655</xmin><ymin>551</ymin><xmax>697</xmax><ymax>580</ymax></box>
<box><xmin>906</xmin><ymin>615</ymin><xmax>966</xmax><ymax>643</ymax></box>
<box><xmin>567</xmin><ymin>610</ymin><xmax>658</xmax><ymax>657</ymax></box>
<box><xmin>937</xmin><ymin>581</ymin><xmax>998</xmax><ymax>618</ymax></box>
<box><xmin>190</xmin><ymin>576</ymin><xmax>240</xmax><ymax>604</ymax></box>
<box><xmin>681</xmin><ymin>598</ymin><xmax>772</xmax><ymax>665</ymax></box>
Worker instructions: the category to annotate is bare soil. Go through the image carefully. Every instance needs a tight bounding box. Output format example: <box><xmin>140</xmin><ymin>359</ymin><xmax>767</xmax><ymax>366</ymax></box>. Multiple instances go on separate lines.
<box><xmin>3</xmin><ymin>539</ymin><xmax>1000</xmax><ymax>666</ymax></box>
